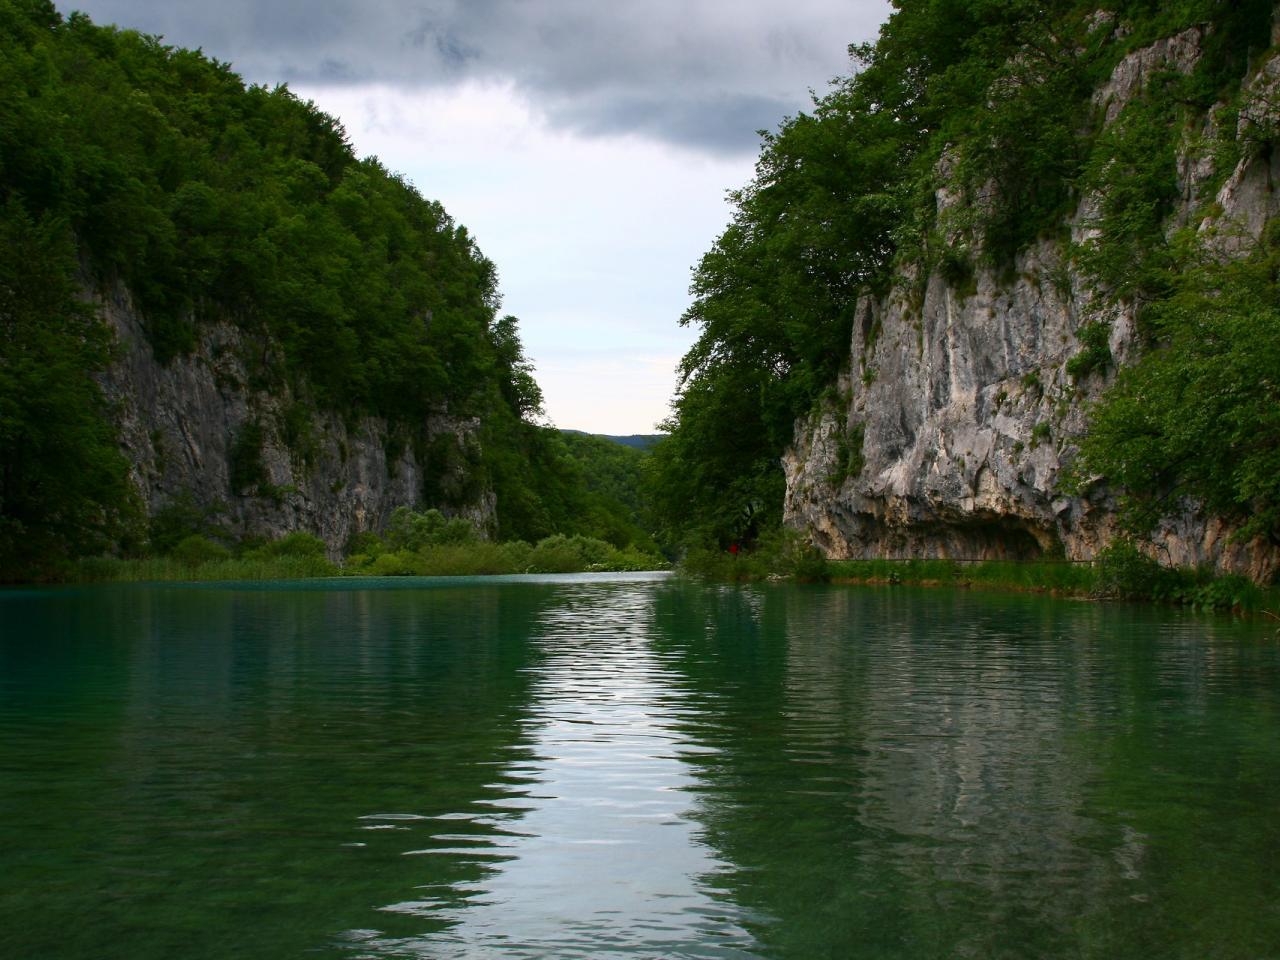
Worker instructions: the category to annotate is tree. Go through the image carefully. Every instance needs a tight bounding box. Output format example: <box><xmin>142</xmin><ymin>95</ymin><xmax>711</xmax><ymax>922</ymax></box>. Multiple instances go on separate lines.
<box><xmin>0</xmin><ymin>203</ymin><xmax>137</xmax><ymax>574</ymax></box>
<box><xmin>1078</xmin><ymin>232</ymin><xmax>1280</xmax><ymax>544</ymax></box>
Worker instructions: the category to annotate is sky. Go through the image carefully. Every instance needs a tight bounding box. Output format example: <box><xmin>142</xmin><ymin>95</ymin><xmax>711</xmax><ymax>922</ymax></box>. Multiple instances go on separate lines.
<box><xmin>68</xmin><ymin>0</ymin><xmax>892</xmax><ymax>434</ymax></box>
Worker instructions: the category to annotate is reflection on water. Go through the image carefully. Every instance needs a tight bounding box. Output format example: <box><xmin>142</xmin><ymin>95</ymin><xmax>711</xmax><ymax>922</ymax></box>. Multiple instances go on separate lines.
<box><xmin>651</xmin><ymin>585</ymin><xmax>1280</xmax><ymax>957</ymax></box>
<box><xmin>351</xmin><ymin>580</ymin><xmax>759</xmax><ymax>958</ymax></box>
<box><xmin>1</xmin><ymin>575</ymin><xmax>1278</xmax><ymax>959</ymax></box>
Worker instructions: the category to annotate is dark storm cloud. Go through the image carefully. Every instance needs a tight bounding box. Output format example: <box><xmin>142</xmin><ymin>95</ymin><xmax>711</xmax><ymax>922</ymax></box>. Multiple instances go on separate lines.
<box><xmin>65</xmin><ymin>0</ymin><xmax>889</xmax><ymax>153</ymax></box>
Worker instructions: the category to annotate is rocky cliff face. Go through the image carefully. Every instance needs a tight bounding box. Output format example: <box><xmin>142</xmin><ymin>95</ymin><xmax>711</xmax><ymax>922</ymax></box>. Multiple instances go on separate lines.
<box><xmin>95</xmin><ymin>282</ymin><xmax>494</xmax><ymax>556</ymax></box>
<box><xmin>784</xmin><ymin>30</ymin><xmax>1280</xmax><ymax>581</ymax></box>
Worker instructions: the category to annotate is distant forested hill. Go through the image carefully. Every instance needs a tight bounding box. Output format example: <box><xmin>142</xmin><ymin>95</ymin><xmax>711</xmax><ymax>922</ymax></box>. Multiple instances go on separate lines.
<box><xmin>556</xmin><ymin>432</ymin><xmax>661</xmax><ymax>552</ymax></box>
<box><xmin>561</xmin><ymin>431</ymin><xmax>664</xmax><ymax>451</ymax></box>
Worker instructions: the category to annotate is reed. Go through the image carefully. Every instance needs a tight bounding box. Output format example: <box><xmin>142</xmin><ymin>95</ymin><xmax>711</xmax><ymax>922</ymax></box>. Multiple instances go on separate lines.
<box><xmin>75</xmin><ymin>555</ymin><xmax>339</xmax><ymax>582</ymax></box>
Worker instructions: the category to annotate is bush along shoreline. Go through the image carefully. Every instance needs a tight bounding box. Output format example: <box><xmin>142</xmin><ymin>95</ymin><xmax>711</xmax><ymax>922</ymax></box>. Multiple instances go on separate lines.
<box><xmin>68</xmin><ymin>507</ymin><xmax>668</xmax><ymax>583</ymax></box>
<box><xmin>677</xmin><ymin>534</ymin><xmax>1280</xmax><ymax>618</ymax></box>
<box><xmin>48</xmin><ymin>509</ymin><xmax>1280</xmax><ymax>618</ymax></box>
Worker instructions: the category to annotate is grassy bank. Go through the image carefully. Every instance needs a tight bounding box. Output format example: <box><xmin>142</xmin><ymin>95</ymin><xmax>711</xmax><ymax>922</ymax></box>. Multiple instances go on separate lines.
<box><xmin>828</xmin><ymin>558</ymin><xmax>1096</xmax><ymax>595</ymax></box>
<box><xmin>830</xmin><ymin>556</ymin><xmax>1280</xmax><ymax>616</ymax></box>
<box><xmin>681</xmin><ymin>536</ymin><xmax>1280</xmax><ymax>616</ymax></box>
<box><xmin>76</xmin><ymin>554</ymin><xmax>339</xmax><ymax>583</ymax></box>
<box><xmin>342</xmin><ymin>535</ymin><xmax>662</xmax><ymax>578</ymax></box>
<box><xmin>74</xmin><ymin>546</ymin><xmax>662</xmax><ymax>583</ymax></box>
<box><xmin>68</xmin><ymin>513</ymin><xmax>668</xmax><ymax>584</ymax></box>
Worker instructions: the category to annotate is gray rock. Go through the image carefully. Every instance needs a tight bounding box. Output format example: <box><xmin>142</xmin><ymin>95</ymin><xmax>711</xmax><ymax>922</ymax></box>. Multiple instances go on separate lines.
<box><xmin>784</xmin><ymin>37</ymin><xmax>1280</xmax><ymax>582</ymax></box>
<box><xmin>93</xmin><ymin>280</ymin><xmax>494</xmax><ymax>557</ymax></box>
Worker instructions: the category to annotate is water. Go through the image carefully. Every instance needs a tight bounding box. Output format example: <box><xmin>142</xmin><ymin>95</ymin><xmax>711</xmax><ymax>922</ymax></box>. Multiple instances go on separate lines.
<box><xmin>2</xmin><ymin>574</ymin><xmax>1278</xmax><ymax>959</ymax></box>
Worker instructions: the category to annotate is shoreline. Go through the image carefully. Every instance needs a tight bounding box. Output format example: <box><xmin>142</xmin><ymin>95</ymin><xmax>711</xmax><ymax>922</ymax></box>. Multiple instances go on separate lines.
<box><xmin>13</xmin><ymin>553</ymin><xmax>1279</xmax><ymax>621</ymax></box>
<box><xmin>825</xmin><ymin>560</ymin><xmax>1280</xmax><ymax>619</ymax></box>
<box><xmin>828</xmin><ymin>575</ymin><xmax>1085</xmax><ymax>596</ymax></box>
<box><xmin>686</xmin><ymin>551</ymin><xmax>1280</xmax><ymax>619</ymax></box>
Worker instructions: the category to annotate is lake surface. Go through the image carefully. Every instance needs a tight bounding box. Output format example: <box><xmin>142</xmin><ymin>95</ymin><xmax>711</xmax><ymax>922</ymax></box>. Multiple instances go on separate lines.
<box><xmin>2</xmin><ymin>573</ymin><xmax>1278</xmax><ymax>959</ymax></box>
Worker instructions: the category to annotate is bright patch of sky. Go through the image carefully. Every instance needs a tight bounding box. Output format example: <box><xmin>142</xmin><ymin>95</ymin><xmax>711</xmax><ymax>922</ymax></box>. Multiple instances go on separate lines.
<box><xmin>67</xmin><ymin>0</ymin><xmax>891</xmax><ymax>434</ymax></box>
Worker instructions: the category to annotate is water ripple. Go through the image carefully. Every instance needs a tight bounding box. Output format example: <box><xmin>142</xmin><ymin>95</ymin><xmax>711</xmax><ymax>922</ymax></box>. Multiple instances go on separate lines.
<box><xmin>3</xmin><ymin>577</ymin><xmax>1278</xmax><ymax>959</ymax></box>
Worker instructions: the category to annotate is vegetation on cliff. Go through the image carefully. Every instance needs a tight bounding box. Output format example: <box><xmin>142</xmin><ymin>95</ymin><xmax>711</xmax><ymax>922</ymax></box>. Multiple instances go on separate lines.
<box><xmin>1076</xmin><ymin>228</ymin><xmax>1280</xmax><ymax>544</ymax></box>
<box><xmin>649</xmin><ymin>0</ymin><xmax>1277</xmax><ymax>561</ymax></box>
<box><xmin>0</xmin><ymin>200</ymin><xmax>140</xmax><ymax>566</ymax></box>
<box><xmin>0</xmin><ymin>0</ymin><xmax>659</xmax><ymax>577</ymax></box>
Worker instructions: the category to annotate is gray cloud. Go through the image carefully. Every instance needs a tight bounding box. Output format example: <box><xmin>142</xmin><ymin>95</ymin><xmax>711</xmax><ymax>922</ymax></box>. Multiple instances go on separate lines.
<box><xmin>553</xmin><ymin>91</ymin><xmax>796</xmax><ymax>147</ymax></box>
<box><xmin>65</xmin><ymin>0</ymin><xmax>889</xmax><ymax>153</ymax></box>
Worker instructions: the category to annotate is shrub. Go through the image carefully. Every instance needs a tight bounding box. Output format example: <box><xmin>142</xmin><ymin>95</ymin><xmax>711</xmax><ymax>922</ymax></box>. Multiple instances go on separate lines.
<box><xmin>340</xmin><ymin>532</ymin><xmax>662</xmax><ymax>577</ymax></box>
<box><xmin>385</xmin><ymin>507</ymin><xmax>479</xmax><ymax>551</ymax></box>
<box><xmin>1065</xmin><ymin>321</ymin><xmax>1112</xmax><ymax>381</ymax></box>
<box><xmin>345</xmin><ymin>530</ymin><xmax>386</xmax><ymax>558</ymax></box>
<box><xmin>1185</xmin><ymin>574</ymin><xmax>1262</xmax><ymax>612</ymax></box>
<box><xmin>679</xmin><ymin>528</ymin><xmax>828</xmax><ymax>582</ymax></box>
<box><xmin>171</xmin><ymin>534</ymin><xmax>231</xmax><ymax>567</ymax></box>
<box><xmin>756</xmin><ymin>528</ymin><xmax>830</xmax><ymax>581</ymax></box>
<box><xmin>149</xmin><ymin>494</ymin><xmax>229</xmax><ymax>554</ymax></box>
<box><xmin>244</xmin><ymin>531</ymin><xmax>327</xmax><ymax>560</ymax></box>
<box><xmin>606</xmin><ymin>547</ymin><xmax>664</xmax><ymax>572</ymax></box>
<box><xmin>529</xmin><ymin>534</ymin><xmax>592</xmax><ymax>573</ymax></box>
<box><xmin>828</xmin><ymin>422</ymin><xmax>867</xmax><ymax>488</ymax></box>
<box><xmin>414</xmin><ymin>542</ymin><xmax>516</xmax><ymax>576</ymax></box>
<box><xmin>368</xmin><ymin>551</ymin><xmax>421</xmax><ymax>576</ymax></box>
<box><xmin>1093</xmin><ymin>540</ymin><xmax>1165</xmax><ymax>600</ymax></box>
<box><xmin>499</xmin><ymin>540</ymin><xmax>534</xmax><ymax>573</ymax></box>
<box><xmin>1030</xmin><ymin>421</ymin><xmax>1052</xmax><ymax>449</ymax></box>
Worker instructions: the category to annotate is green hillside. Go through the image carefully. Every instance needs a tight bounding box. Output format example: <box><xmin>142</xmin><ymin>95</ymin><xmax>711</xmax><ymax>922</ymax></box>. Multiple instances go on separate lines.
<box><xmin>0</xmin><ymin>0</ymin><xmax>656</xmax><ymax>575</ymax></box>
<box><xmin>649</xmin><ymin>0</ymin><xmax>1278</xmax><ymax>554</ymax></box>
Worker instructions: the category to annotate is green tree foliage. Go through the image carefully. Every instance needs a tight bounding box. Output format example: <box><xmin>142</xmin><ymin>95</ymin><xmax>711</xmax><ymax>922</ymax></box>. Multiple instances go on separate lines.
<box><xmin>0</xmin><ymin>0</ymin><xmax>514</xmax><ymax>421</ymax></box>
<box><xmin>170</xmin><ymin>533</ymin><xmax>231</xmax><ymax>567</ymax></box>
<box><xmin>558</xmin><ymin>432</ymin><xmax>660</xmax><ymax>552</ymax></box>
<box><xmin>489</xmin><ymin>314</ymin><xmax>544</xmax><ymax>421</ymax></box>
<box><xmin>146</xmin><ymin>493</ymin><xmax>229</xmax><ymax>554</ymax></box>
<box><xmin>0</xmin><ymin>200</ymin><xmax>137</xmax><ymax>575</ymax></box>
<box><xmin>385</xmin><ymin>506</ymin><xmax>479</xmax><ymax>551</ymax></box>
<box><xmin>482</xmin><ymin>426</ymin><xmax>661</xmax><ymax>551</ymax></box>
<box><xmin>242</xmin><ymin>530</ymin><xmax>327</xmax><ymax>560</ymax></box>
<box><xmin>342</xmin><ymin>507</ymin><xmax>664</xmax><ymax>576</ymax></box>
<box><xmin>653</xmin><ymin>0</ymin><xmax>1275</xmax><ymax>550</ymax></box>
<box><xmin>1</xmin><ymin>0</ymin><xmax>608</xmax><ymax>568</ymax></box>
<box><xmin>1079</xmin><ymin>232</ymin><xmax>1280</xmax><ymax>543</ymax></box>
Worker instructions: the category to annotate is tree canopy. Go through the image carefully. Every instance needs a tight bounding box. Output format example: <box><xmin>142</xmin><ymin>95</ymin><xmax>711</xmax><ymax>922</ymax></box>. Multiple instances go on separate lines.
<box><xmin>650</xmin><ymin>0</ymin><xmax>1276</xmax><ymax>550</ymax></box>
<box><xmin>0</xmin><ymin>0</ymin><xmax>660</xmax><ymax>571</ymax></box>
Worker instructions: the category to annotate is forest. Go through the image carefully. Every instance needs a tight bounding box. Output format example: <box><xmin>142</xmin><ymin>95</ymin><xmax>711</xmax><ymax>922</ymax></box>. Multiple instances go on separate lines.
<box><xmin>5</xmin><ymin>0</ymin><xmax>1279</xmax><ymax>580</ymax></box>
<box><xmin>648</xmin><ymin>0</ymin><xmax>1279</xmax><ymax>557</ymax></box>
<box><xmin>0</xmin><ymin>0</ymin><xmax>659</xmax><ymax>577</ymax></box>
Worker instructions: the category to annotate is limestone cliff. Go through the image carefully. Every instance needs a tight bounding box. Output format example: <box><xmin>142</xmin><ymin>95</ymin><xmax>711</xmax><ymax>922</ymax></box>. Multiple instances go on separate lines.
<box><xmin>95</xmin><ymin>280</ymin><xmax>494</xmax><ymax>556</ymax></box>
<box><xmin>784</xmin><ymin>28</ymin><xmax>1280</xmax><ymax>581</ymax></box>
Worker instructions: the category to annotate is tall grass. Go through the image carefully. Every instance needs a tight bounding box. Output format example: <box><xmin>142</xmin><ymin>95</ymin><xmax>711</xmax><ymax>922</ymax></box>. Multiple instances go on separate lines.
<box><xmin>344</xmin><ymin>536</ymin><xmax>664</xmax><ymax>577</ymax></box>
<box><xmin>679</xmin><ymin>529</ymin><xmax>832</xmax><ymax>583</ymax></box>
<box><xmin>690</xmin><ymin>538</ymin><xmax>1278</xmax><ymax>617</ymax></box>
<box><xmin>76</xmin><ymin>527</ymin><xmax>670</xmax><ymax>586</ymax></box>
<box><xmin>828</xmin><ymin>558</ymin><xmax>1097</xmax><ymax>594</ymax></box>
<box><xmin>76</xmin><ymin>554</ymin><xmax>339</xmax><ymax>582</ymax></box>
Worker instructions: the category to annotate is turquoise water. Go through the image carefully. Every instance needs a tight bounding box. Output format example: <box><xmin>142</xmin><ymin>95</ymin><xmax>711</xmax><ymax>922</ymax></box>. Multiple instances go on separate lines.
<box><xmin>2</xmin><ymin>573</ymin><xmax>1278</xmax><ymax>958</ymax></box>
